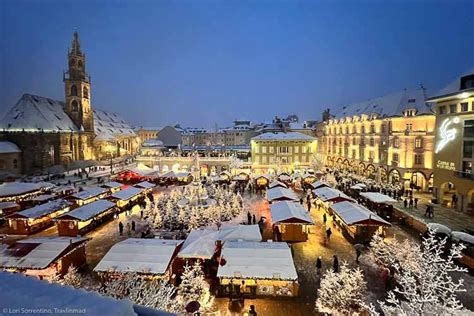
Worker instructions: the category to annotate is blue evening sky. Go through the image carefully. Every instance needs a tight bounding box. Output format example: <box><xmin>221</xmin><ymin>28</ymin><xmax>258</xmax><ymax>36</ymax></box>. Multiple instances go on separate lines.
<box><xmin>1</xmin><ymin>0</ymin><xmax>473</xmax><ymax>128</ymax></box>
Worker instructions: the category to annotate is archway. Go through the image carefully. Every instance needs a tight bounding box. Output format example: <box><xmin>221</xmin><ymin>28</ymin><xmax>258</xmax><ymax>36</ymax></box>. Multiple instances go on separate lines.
<box><xmin>379</xmin><ymin>167</ymin><xmax>388</xmax><ymax>183</ymax></box>
<box><xmin>439</xmin><ymin>182</ymin><xmax>457</xmax><ymax>209</ymax></box>
<box><xmin>388</xmin><ymin>169</ymin><xmax>401</xmax><ymax>185</ymax></box>
<box><xmin>365</xmin><ymin>164</ymin><xmax>376</xmax><ymax>179</ymax></box>
<box><xmin>410</xmin><ymin>171</ymin><xmax>428</xmax><ymax>191</ymax></box>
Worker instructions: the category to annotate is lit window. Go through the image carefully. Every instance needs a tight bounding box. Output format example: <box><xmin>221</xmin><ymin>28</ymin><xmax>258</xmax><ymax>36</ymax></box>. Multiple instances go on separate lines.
<box><xmin>406</xmin><ymin>123</ymin><xmax>413</xmax><ymax>131</ymax></box>
<box><xmin>415</xmin><ymin>138</ymin><xmax>422</xmax><ymax>148</ymax></box>
<box><xmin>414</xmin><ymin>154</ymin><xmax>423</xmax><ymax>165</ymax></box>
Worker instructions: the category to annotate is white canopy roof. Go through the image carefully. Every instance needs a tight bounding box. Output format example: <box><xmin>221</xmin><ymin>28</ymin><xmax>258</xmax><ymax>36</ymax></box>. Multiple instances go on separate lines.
<box><xmin>94</xmin><ymin>238</ymin><xmax>183</xmax><ymax>275</ymax></box>
<box><xmin>270</xmin><ymin>201</ymin><xmax>314</xmax><ymax>224</ymax></box>
<box><xmin>71</xmin><ymin>187</ymin><xmax>107</xmax><ymax>200</ymax></box>
<box><xmin>57</xmin><ymin>200</ymin><xmax>115</xmax><ymax>221</ymax></box>
<box><xmin>0</xmin><ymin>237</ymin><xmax>88</xmax><ymax>269</ymax></box>
<box><xmin>0</xmin><ymin>201</ymin><xmax>19</xmax><ymax>209</ymax></box>
<box><xmin>313</xmin><ymin>187</ymin><xmax>354</xmax><ymax>202</ymax></box>
<box><xmin>330</xmin><ymin>201</ymin><xmax>390</xmax><ymax>226</ymax></box>
<box><xmin>110</xmin><ymin>187</ymin><xmax>143</xmax><ymax>201</ymax></box>
<box><xmin>266</xmin><ymin>187</ymin><xmax>299</xmax><ymax>202</ymax></box>
<box><xmin>12</xmin><ymin>199</ymin><xmax>71</xmax><ymax>219</ymax></box>
<box><xmin>178</xmin><ymin>229</ymin><xmax>219</xmax><ymax>260</ymax></box>
<box><xmin>360</xmin><ymin>192</ymin><xmax>396</xmax><ymax>204</ymax></box>
<box><xmin>217</xmin><ymin>241</ymin><xmax>298</xmax><ymax>280</ymax></box>
<box><xmin>268</xmin><ymin>180</ymin><xmax>287</xmax><ymax>189</ymax></box>
<box><xmin>218</xmin><ymin>224</ymin><xmax>262</xmax><ymax>242</ymax></box>
<box><xmin>134</xmin><ymin>181</ymin><xmax>155</xmax><ymax>189</ymax></box>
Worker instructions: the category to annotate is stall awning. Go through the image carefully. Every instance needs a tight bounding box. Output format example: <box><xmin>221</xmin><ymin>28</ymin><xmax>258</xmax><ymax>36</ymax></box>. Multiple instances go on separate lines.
<box><xmin>313</xmin><ymin>187</ymin><xmax>354</xmax><ymax>202</ymax></box>
<box><xmin>270</xmin><ymin>201</ymin><xmax>314</xmax><ymax>224</ymax></box>
<box><xmin>330</xmin><ymin>201</ymin><xmax>390</xmax><ymax>226</ymax></box>
<box><xmin>266</xmin><ymin>187</ymin><xmax>299</xmax><ymax>202</ymax></box>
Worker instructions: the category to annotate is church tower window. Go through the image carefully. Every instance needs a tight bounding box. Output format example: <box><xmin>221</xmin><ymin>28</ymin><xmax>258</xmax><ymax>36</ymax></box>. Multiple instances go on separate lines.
<box><xmin>70</xmin><ymin>85</ymin><xmax>77</xmax><ymax>96</ymax></box>
<box><xmin>71</xmin><ymin>100</ymin><xmax>79</xmax><ymax>112</ymax></box>
<box><xmin>83</xmin><ymin>86</ymin><xmax>89</xmax><ymax>99</ymax></box>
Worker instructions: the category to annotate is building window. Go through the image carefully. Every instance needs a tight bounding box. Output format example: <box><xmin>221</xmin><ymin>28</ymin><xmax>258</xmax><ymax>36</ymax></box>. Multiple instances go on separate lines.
<box><xmin>369</xmin><ymin>138</ymin><xmax>375</xmax><ymax>146</ymax></box>
<box><xmin>414</xmin><ymin>154</ymin><xmax>423</xmax><ymax>165</ymax></box>
<box><xmin>78</xmin><ymin>60</ymin><xmax>83</xmax><ymax>68</ymax></box>
<box><xmin>83</xmin><ymin>86</ymin><xmax>89</xmax><ymax>99</ymax></box>
<box><xmin>449</xmin><ymin>104</ymin><xmax>457</xmax><ymax>113</ymax></box>
<box><xmin>438</xmin><ymin>106</ymin><xmax>447</xmax><ymax>114</ymax></box>
<box><xmin>254</xmin><ymin>146</ymin><xmax>259</xmax><ymax>154</ymax></box>
<box><xmin>392</xmin><ymin>153</ymin><xmax>399</xmax><ymax>162</ymax></box>
<box><xmin>294</xmin><ymin>146</ymin><xmax>299</xmax><ymax>154</ymax></box>
<box><xmin>463</xmin><ymin>141</ymin><xmax>473</xmax><ymax>159</ymax></box>
<box><xmin>269</xmin><ymin>146</ymin><xmax>274</xmax><ymax>154</ymax></box>
<box><xmin>71</xmin><ymin>100</ymin><xmax>79</xmax><ymax>112</ymax></box>
<box><xmin>381</xmin><ymin>124</ymin><xmax>386</xmax><ymax>133</ymax></box>
<box><xmin>70</xmin><ymin>85</ymin><xmax>77</xmax><ymax>96</ymax></box>
<box><xmin>461</xmin><ymin>102</ymin><xmax>469</xmax><ymax>112</ymax></box>
<box><xmin>262</xmin><ymin>146</ymin><xmax>267</xmax><ymax>154</ymax></box>
<box><xmin>394</xmin><ymin>137</ymin><xmax>400</xmax><ymax>148</ymax></box>
<box><xmin>415</xmin><ymin>138</ymin><xmax>423</xmax><ymax>148</ymax></box>
<box><xmin>278</xmin><ymin>146</ymin><xmax>289</xmax><ymax>154</ymax></box>
<box><xmin>361</xmin><ymin>126</ymin><xmax>365</xmax><ymax>134</ymax></box>
<box><xmin>406</xmin><ymin>123</ymin><xmax>413</xmax><ymax>131</ymax></box>
<box><xmin>465</xmin><ymin>120</ymin><xmax>474</xmax><ymax>138</ymax></box>
<box><xmin>352</xmin><ymin>138</ymin><xmax>356</xmax><ymax>145</ymax></box>
<box><xmin>13</xmin><ymin>159</ymin><xmax>18</xmax><ymax>169</ymax></box>
<box><xmin>262</xmin><ymin>156</ymin><xmax>267</xmax><ymax>164</ymax></box>
<box><xmin>352</xmin><ymin>149</ymin><xmax>356</xmax><ymax>159</ymax></box>
<box><xmin>302</xmin><ymin>146</ymin><xmax>307</xmax><ymax>154</ymax></box>
<box><xmin>370</xmin><ymin>124</ymin><xmax>375</xmax><ymax>134</ymax></box>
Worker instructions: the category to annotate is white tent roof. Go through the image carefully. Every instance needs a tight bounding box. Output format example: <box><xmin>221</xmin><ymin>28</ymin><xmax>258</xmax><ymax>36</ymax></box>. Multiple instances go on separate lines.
<box><xmin>360</xmin><ymin>192</ymin><xmax>396</xmax><ymax>203</ymax></box>
<box><xmin>178</xmin><ymin>229</ymin><xmax>218</xmax><ymax>260</ymax></box>
<box><xmin>313</xmin><ymin>187</ymin><xmax>354</xmax><ymax>202</ymax></box>
<box><xmin>268</xmin><ymin>180</ymin><xmax>287</xmax><ymax>189</ymax></box>
<box><xmin>270</xmin><ymin>201</ymin><xmax>314</xmax><ymax>224</ymax></box>
<box><xmin>110</xmin><ymin>187</ymin><xmax>143</xmax><ymax>201</ymax></box>
<box><xmin>217</xmin><ymin>224</ymin><xmax>262</xmax><ymax>242</ymax></box>
<box><xmin>0</xmin><ymin>201</ymin><xmax>19</xmax><ymax>209</ymax></box>
<box><xmin>330</xmin><ymin>201</ymin><xmax>390</xmax><ymax>226</ymax></box>
<box><xmin>12</xmin><ymin>199</ymin><xmax>71</xmax><ymax>219</ymax></box>
<box><xmin>134</xmin><ymin>181</ymin><xmax>155</xmax><ymax>189</ymax></box>
<box><xmin>0</xmin><ymin>237</ymin><xmax>88</xmax><ymax>269</ymax></box>
<box><xmin>0</xmin><ymin>182</ymin><xmax>43</xmax><ymax>198</ymax></box>
<box><xmin>94</xmin><ymin>238</ymin><xmax>183</xmax><ymax>275</ymax></box>
<box><xmin>266</xmin><ymin>187</ymin><xmax>299</xmax><ymax>202</ymax></box>
<box><xmin>71</xmin><ymin>187</ymin><xmax>107</xmax><ymax>200</ymax></box>
<box><xmin>217</xmin><ymin>241</ymin><xmax>298</xmax><ymax>280</ymax></box>
<box><xmin>57</xmin><ymin>200</ymin><xmax>115</xmax><ymax>221</ymax></box>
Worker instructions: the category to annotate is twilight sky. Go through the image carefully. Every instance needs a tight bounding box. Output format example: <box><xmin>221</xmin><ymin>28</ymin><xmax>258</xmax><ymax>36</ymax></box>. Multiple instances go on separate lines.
<box><xmin>1</xmin><ymin>0</ymin><xmax>473</xmax><ymax>128</ymax></box>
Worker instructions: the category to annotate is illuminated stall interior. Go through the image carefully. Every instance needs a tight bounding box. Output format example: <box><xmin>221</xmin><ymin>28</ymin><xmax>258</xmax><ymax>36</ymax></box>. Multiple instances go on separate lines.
<box><xmin>70</xmin><ymin>187</ymin><xmax>108</xmax><ymax>206</ymax></box>
<box><xmin>270</xmin><ymin>201</ymin><xmax>314</xmax><ymax>242</ymax></box>
<box><xmin>109</xmin><ymin>187</ymin><xmax>144</xmax><ymax>208</ymax></box>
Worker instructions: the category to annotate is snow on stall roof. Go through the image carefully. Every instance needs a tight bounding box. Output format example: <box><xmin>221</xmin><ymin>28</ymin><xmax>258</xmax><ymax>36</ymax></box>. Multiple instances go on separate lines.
<box><xmin>0</xmin><ymin>201</ymin><xmax>19</xmax><ymax>209</ymax></box>
<box><xmin>0</xmin><ymin>182</ymin><xmax>43</xmax><ymax>198</ymax></box>
<box><xmin>57</xmin><ymin>200</ymin><xmax>115</xmax><ymax>221</ymax></box>
<box><xmin>266</xmin><ymin>187</ymin><xmax>299</xmax><ymax>202</ymax></box>
<box><xmin>269</xmin><ymin>180</ymin><xmax>287</xmax><ymax>189</ymax></box>
<box><xmin>94</xmin><ymin>238</ymin><xmax>183</xmax><ymax>274</ymax></box>
<box><xmin>312</xmin><ymin>187</ymin><xmax>354</xmax><ymax>202</ymax></box>
<box><xmin>71</xmin><ymin>187</ymin><xmax>107</xmax><ymax>200</ymax></box>
<box><xmin>135</xmin><ymin>181</ymin><xmax>156</xmax><ymax>189</ymax></box>
<box><xmin>218</xmin><ymin>224</ymin><xmax>262</xmax><ymax>242</ymax></box>
<box><xmin>12</xmin><ymin>199</ymin><xmax>71</xmax><ymax>219</ymax></box>
<box><xmin>310</xmin><ymin>181</ymin><xmax>330</xmax><ymax>190</ymax></box>
<box><xmin>217</xmin><ymin>241</ymin><xmax>298</xmax><ymax>280</ymax></box>
<box><xmin>0</xmin><ymin>237</ymin><xmax>88</xmax><ymax>269</ymax></box>
<box><xmin>330</xmin><ymin>201</ymin><xmax>390</xmax><ymax>226</ymax></box>
<box><xmin>178</xmin><ymin>229</ymin><xmax>219</xmax><ymax>259</ymax></box>
<box><xmin>111</xmin><ymin>187</ymin><xmax>143</xmax><ymax>201</ymax></box>
<box><xmin>360</xmin><ymin>192</ymin><xmax>396</xmax><ymax>204</ymax></box>
<box><xmin>103</xmin><ymin>181</ymin><xmax>123</xmax><ymax>189</ymax></box>
<box><xmin>0</xmin><ymin>141</ymin><xmax>21</xmax><ymax>153</ymax></box>
<box><xmin>0</xmin><ymin>272</ymin><xmax>138</xmax><ymax>316</ymax></box>
<box><xmin>93</xmin><ymin>108</ymin><xmax>136</xmax><ymax>141</ymax></box>
<box><xmin>270</xmin><ymin>201</ymin><xmax>314</xmax><ymax>224</ymax></box>
<box><xmin>332</xmin><ymin>88</ymin><xmax>432</xmax><ymax>119</ymax></box>
<box><xmin>451</xmin><ymin>231</ymin><xmax>474</xmax><ymax>245</ymax></box>
<box><xmin>252</xmin><ymin>132</ymin><xmax>315</xmax><ymax>141</ymax></box>
<box><xmin>28</xmin><ymin>194</ymin><xmax>56</xmax><ymax>202</ymax></box>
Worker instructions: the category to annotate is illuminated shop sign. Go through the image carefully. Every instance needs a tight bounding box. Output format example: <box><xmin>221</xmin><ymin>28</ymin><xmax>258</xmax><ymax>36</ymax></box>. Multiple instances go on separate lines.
<box><xmin>436</xmin><ymin>160</ymin><xmax>456</xmax><ymax>171</ymax></box>
<box><xmin>435</xmin><ymin>117</ymin><xmax>460</xmax><ymax>154</ymax></box>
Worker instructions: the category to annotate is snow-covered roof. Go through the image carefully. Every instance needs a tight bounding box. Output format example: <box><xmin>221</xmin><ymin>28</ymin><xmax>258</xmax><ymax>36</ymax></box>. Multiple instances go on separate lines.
<box><xmin>332</xmin><ymin>88</ymin><xmax>432</xmax><ymax>119</ymax></box>
<box><xmin>141</xmin><ymin>139</ymin><xmax>164</xmax><ymax>148</ymax></box>
<box><xmin>310</xmin><ymin>181</ymin><xmax>330</xmax><ymax>190</ymax></box>
<box><xmin>270</xmin><ymin>201</ymin><xmax>314</xmax><ymax>224</ymax></box>
<box><xmin>0</xmin><ymin>94</ymin><xmax>78</xmax><ymax>132</ymax></box>
<box><xmin>11</xmin><ymin>199</ymin><xmax>71</xmax><ymax>219</ymax></box>
<box><xmin>427</xmin><ymin>223</ymin><xmax>452</xmax><ymax>235</ymax></box>
<box><xmin>0</xmin><ymin>201</ymin><xmax>19</xmax><ymax>209</ymax></box>
<box><xmin>330</xmin><ymin>201</ymin><xmax>390</xmax><ymax>226</ymax></box>
<box><xmin>175</xmin><ymin>171</ymin><xmax>192</xmax><ymax>178</ymax></box>
<box><xmin>266</xmin><ymin>187</ymin><xmax>299</xmax><ymax>202</ymax></box>
<box><xmin>312</xmin><ymin>187</ymin><xmax>354</xmax><ymax>202</ymax></box>
<box><xmin>135</xmin><ymin>181</ymin><xmax>155</xmax><ymax>189</ymax></box>
<box><xmin>0</xmin><ymin>182</ymin><xmax>43</xmax><ymax>198</ymax></box>
<box><xmin>57</xmin><ymin>200</ymin><xmax>115</xmax><ymax>221</ymax></box>
<box><xmin>178</xmin><ymin>229</ymin><xmax>219</xmax><ymax>260</ymax></box>
<box><xmin>429</xmin><ymin>67</ymin><xmax>474</xmax><ymax>100</ymax></box>
<box><xmin>110</xmin><ymin>187</ymin><xmax>143</xmax><ymax>201</ymax></box>
<box><xmin>0</xmin><ymin>272</ymin><xmax>138</xmax><ymax>316</ymax></box>
<box><xmin>0</xmin><ymin>237</ymin><xmax>88</xmax><ymax>269</ymax></box>
<box><xmin>0</xmin><ymin>141</ymin><xmax>21</xmax><ymax>153</ymax></box>
<box><xmin>94</xmin><ymin>238</ymin><xmax>183</xmax><ymax>275</ymax></box>
<box><xmin>278</xmin><ymin>174</ymin><xmax>291</xmax><ymax>181</ymax></box>
<box><xmin>124</xmin><ymin>166</ymin><xmax>154</xmax><ymax>176</ymax></box>
<box><xmin>360</xmin><ymin>192</ymin><xmax>396</xmax><ymax>204</ymax></box>
<box><xmin>269</xmin><ymin>180</ymin><xmax>288</xmax><ymax>189</ymax></box>
<box><xmin>218</xmin><ymin>224</ymin><xmax>262</xmax><ymax>242</ymax></box>
<box><xmin>254</xmin><ymin>174</ymin><xmax>271</xmax><ymax>180</ymax></box>
<box><xmin>252</xmin><ymin>132</ymin><xmax>315</xmax><ymax>141</ymax></box>
<box><xmin>93</xmin><ymin>109</ymin><xmax>136</xmax><ymax>141</ymax></box>
<box><xmin>451</xmin><ymin>231</ymin><xmax>474</xmax><ymax>245</ymax></box>
<box><xmin>217</xmin><ymin>241</ymin><xmax>298</xmax><ymax>280</ymax></box>
<box><xmin>71</xmin><ymin>187</ymin><xmax>107</xmax><ymax>200</ymax></box>
<box><xmin>28</xmin><ymin>194</ymin><xmax>56</xmax><ymax>202</ymax></box>
<box><xmin>102</xmin><ymin>181</ymin><xmax>123</xmax><ymax>189</ymax></box>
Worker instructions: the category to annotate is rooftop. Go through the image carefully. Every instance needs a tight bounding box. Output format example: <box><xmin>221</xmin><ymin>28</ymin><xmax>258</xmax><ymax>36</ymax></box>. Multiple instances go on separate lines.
<box><xmin>252</xmin><ymin>131</ymin><xmax>315</xmax><ymax>141</ymax></box>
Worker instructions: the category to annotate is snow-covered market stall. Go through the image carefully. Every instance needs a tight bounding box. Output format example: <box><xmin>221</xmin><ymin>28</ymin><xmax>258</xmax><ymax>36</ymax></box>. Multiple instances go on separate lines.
<box><xmin>312</xmin><ymin>186</ymin><xmax>355</xmax><ymax>211</ymax></box>
<box><xmin>270</xmin><ymin>201</ymin><xmax>314</xmax><ymax>242</ymax></box>
<box><xmin>55</xmin><ymin>200</ymin><xmax>117</xmax><ymax>236</ymax></box>
<box><xmin>266</xmin><ymin>187</ymin><xmax>299</xmax><ymax>203</ymax></box>
<box><xmin>109</xmin><ymin>187</ymin><xmax>144</xmax><ymax>208</ymax></box>
<box><xmin>101</xmin><ymin>181</ymin><xmax>123</xmax><ymax>194</ymax></box>
<box><xmin>329</xmin><ymin>201</ymin><xmax>391</xmax><ymax>243</ymax></box>
<box><xmin>134</xmin><ymin>181</ymin><xmax>156</xmax><ymax>193</ymax></box>
<box><xmin>70</xmin><ymin>187</ymin><xmax>108</xmax><ymax>206</ymax></box>
<box><xmin>217</xmin><ymin>241</ymin><xmax>299</xmax><ymax>297</ymax></box>
<box><xmin>0</xmin><ymin>182</ymin><xmax>52</xmax><ymax>202</ymax></box>
<box><xmin>268</xmin><ymin>180</ymin><xmax>288</xmax><ymax>190</ymax></box>
<box><xmin>254</xmin><ymin>174</ymin><xmax>271</xmax><ymax>190</ymax></box>
<box><xmin>359</xmin><ymin>192</ymin><xmax>396</xmax><ymax>221</ymax></box>
<box><xmin>0</xmin><ymin>236</ymin><xmax>89</xmax><ymax>280</ymax></box>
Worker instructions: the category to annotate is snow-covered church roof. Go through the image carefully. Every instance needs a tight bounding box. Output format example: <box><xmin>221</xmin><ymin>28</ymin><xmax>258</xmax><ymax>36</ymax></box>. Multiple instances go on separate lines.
<box><xmin>332</xmin><ymin>88</ymin><xmax>432</xmax><ymax>119</ymax></box>
<box><xmin>0</xmin><ymin>93</ymin><xmax>136</xmax><ymax>141</ymax></box>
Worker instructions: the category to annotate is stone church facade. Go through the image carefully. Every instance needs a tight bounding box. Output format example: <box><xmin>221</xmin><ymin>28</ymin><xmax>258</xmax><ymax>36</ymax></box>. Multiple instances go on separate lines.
<box><xmin>0</xmin><ymin>32</ymin><xmax>139</xmax><ymax>175</ymax></box>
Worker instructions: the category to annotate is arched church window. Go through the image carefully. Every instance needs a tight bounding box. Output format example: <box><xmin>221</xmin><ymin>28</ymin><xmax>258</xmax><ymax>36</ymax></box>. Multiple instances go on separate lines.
<box><xmin>78</xmin><ymin>60</ymin><xmax>83</xmax><ymax>68</ymax></box>
<box><xmin>70</xmin><ymin>85</ymin><xmax>77</xmax><ymax>96</ymax></box>
<box><xmin>71</xmin><ymin>100</ymin><xmax>79</xmax><ymax>112</ymax></box>
<box><xmin>69</xmin><ymin>59</ymin><xmax>76</xmax><ymax>66</ymax></box>
<box><xmin>83</xmin><ymin>86</ymin><xmax>89</xmax><ymax>99</ymax></box>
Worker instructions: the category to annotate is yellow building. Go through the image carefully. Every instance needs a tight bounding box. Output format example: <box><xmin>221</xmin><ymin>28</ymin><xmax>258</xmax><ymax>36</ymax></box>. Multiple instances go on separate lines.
<box><xmin>428</xmin><ymin>69</ymin><xmax>474</xmax><ymax>212</ymax></box>
<box><xmin>324</xmin><ymin>88</ymin><xmax>436</xmax><ymax>191</ymax></box>
<box><xmin>251</xmin><ymin>132</ymin><xmax>317</xmax><ymax>173</ymax></box>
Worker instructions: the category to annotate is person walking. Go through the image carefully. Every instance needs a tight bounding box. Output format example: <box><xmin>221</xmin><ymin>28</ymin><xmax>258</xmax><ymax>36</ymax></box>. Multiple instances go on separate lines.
<box><xmin>126</xmin><ymin>222</ymin><xmax>131</xmax><ymax>236</ymax></box>
<box><xmin>247</xmin><ymin>211</ymin><xmax>252</xmax><ymax>225</ymax></box>
<box><xmin>249</xmin><ymin>305</ymin><xmax>257</xmax><ymax>316</ymax></box>
<box><xmin>118</xmin><ymin>221</ymin><xmax>124</xmax><ymax>236</ymax></box>
<box><xmin>252</xmin><ymin>214</ymin><xmax>256</xmax><ymax>225</ymax></box>
<box><xmin>403</xmin><ymin>199</ymin><xmax>408</xmax><ymax>208</ymax></box>
<box><xmin>409</xmin><ymin>198</ymin><xmax>413</xmax><ymax>209</ymax></box>
<box><xmin>299</xmin><ymin>197</ymin><xmax>303</xmax><ymax>205</ymax></box>
<box><xmin>326</xmin><ymin>227</ymin><xmax>332</xmax><ymax>242</ymax></box>
<box><xmin>131</xmin><ymin>220</ymin><xmax>136</xmax><ymax>232</ymax></box>
<box><xmin>332</xmin><ymin>255</ymin><xmax>339</xmax><ymax>273</ymax></box>
<box><xmin>323</xmin><ymin>213</ymin><xmax>327</xmax><ymax>225</ymax></box>
<box><xmin>307</xmin><ymin>198</ymin><xmax>312</xmax><ymax>212</ymax></box>
<box><xmin>414</xmin><ymin>198</ymin><xmax>418</xmax><ymax>208</ymax></box>
<box><xmin>316</xmin><ymin>256</ymin><xmax>322</xmax><ymax>275</ymax></box>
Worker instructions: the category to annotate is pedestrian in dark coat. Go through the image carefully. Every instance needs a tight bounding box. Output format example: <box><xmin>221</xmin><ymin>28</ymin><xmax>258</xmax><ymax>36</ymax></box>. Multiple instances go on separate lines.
<box><xmin>409</xmin><ymin>198</ymin><xmax>413</xmax><ymax>208</ymax></box>
<box><xmin>247</xmin><ymin>211</ymin><xmax>252</xmax><ymax>225</ymax></box>
<box><xmin>403</xmin><ymin>199</ymin><xmax>408</xmax><ymax>208</ymax></box>
<box><xmin>307</xmin><ymin>199</ymin><xmax>311</xmax><ymax>212</ymax></box>
<box><xmin>249</xmin><ymin>305</ymin><xmax>257</xmax><ymax>316</ymax></box>
<box><xmin>252</xmin><ymin>214</ymin><xmax>256</xmax><ymax>225</ymax></box>
<box><xmin>333</xmin><ymin>255</ymin><xmax>339</xmax><ymax>273</ymax></box>
<box><xmin>299</xmin><ymin>197</ymin><xmax>303</xmax><ymax>205</ymax></box>
<box><xmin>316</xmin><ymin>256</ymin><xmax>322</xmax><ymax>275</ymax></box>
<box><xmin>323</xmin><ymin>213</ymin><xmax>327</xmax><ymax>225</ymax></box>
<box><xmin>326</xmin><ymin>227</ymin><xmax>332</xmax><ymax>242</ymax></box>
<box><xmin>118</xmin><ymin>222</ymin><xmax>124</xmax><ymax>235</ymax></box>
<box><xmin>414</xmin><ymin>198</ymin><xmax>418</xmax><ymax>208</ymax></box>
<box><xmin>131</xmin><ymin>220</ymin><xmax>136</xmax><ymax>231</ymax></box>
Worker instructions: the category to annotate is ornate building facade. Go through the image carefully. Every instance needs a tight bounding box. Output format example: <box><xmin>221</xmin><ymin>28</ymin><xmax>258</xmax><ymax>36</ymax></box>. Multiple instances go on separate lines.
<box><xmin>0</xmin><ymin>32</ymin><xmax>138</xmax><ymax>174</ymax></box>
<box><xmin>323</xmin><ymin>88</ymin><xmax>436</xmax><ymax>191</ymax></box>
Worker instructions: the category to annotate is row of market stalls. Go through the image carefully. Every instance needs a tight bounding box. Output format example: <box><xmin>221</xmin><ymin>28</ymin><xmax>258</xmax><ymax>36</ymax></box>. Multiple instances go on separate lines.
<box><xmin>254</xmin><ymin>171</ymin><xmax>323</xmax><ymax>191</ymax></box>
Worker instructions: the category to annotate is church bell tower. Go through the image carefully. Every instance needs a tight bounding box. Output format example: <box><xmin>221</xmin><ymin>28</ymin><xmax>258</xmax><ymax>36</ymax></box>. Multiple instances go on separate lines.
<box><xmin>64</xmin><ymin>31</ymin><xmax>94</xmax><ymax>132</ymax></box>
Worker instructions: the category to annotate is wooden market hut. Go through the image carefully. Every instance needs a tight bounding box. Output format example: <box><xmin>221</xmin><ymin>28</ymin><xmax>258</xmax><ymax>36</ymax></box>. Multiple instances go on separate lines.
<box><xmin>70</xmin><ymin>187</ymin><xmax>108</xmax><ymax>206</ymax></box>
<box><xmin>270</xmin><ymin>201</ymin><xmax>314</xmax><ymax>242</ymax></box>
<box><xmin>7</xmin><ymin>199</ymin><xmax>72</xmax><ymax>235</ymax></box>
<box><xmin>309</xmin><ymin>181</ymin><xmax>330</xmax><ymax>190</ymax></box>
<box><xmin>217</xmin><ymin>241</ymin><xmax>299</xmax><ymax>298</ymax></box>
<box><xmin>219</xmin><ymin>170</ymin><xmax>232</xmax><ymax>182</ymax></box>
<box><xmin>302</xmin><ymin>173</ymin><xmax>317</xmax><ymax>188</ymax></box>
<box><xmin>0</xmin><ymin>201</ymin><xmax>20</xmax><ymax>218</ymax></box>
<box><xmin>359</xmin><ymin>192</ymin><xmax>396</xmax><ymax>221</ymax></box>
<box><xmin>254</xmin><ymin>174</ymin><xmax>271</xmax><ymax>190</ymax></box>
<box><xmin>277</xmin><ymin>172</ymin><xmax>292</xmax><ymax>184</ymax></box>
<box><xmin>134</xmin><ymin>181</ymin><xmax>156</xmax><ymax>193</ymax></box>
<box><xmin>329</xmin><ymin>201</ymin><xmax>391</xmax><ymax>244</ymax></box>
<box><xmin>101</xmin><ymin>181</ymin><xmax>123</xmax><ymax>194</ymax></box>
<box><xmin>109</xmin><ymin>187</ymin><xmax>145</xmax><ymax>209</ymax></box>
<box><xmin>0</xmin><ymin>236</ymin><xmax>89</xmax><ymax>280</ymax></box>
<box><xmin>268</xmin><ymin>180</ymin><xmax>288</xmax><ymax>189</ymax></box>
<box><xmin>232</xmin><ymin>172</ymin><xmax>250</xmax><ymax>184</ymax></box>
<box><xmin>94</xmin><ymin>238</ymin><xmax>183</xmax><ymax>282</ymax></box>
<box><xmin>176</xmin><ymin>172</ymin><xmax>194</xmax><ymax>185</ymax></box>
<box><xmin>0</xmin><ymin>182</ymin><xmax>44</xmax><ymax>202</ymax></box>
<box><xmin>266</xmin><ymin>187</ymin><xmax>299</xmax><ymax>204</ymax></box>
<box><xmin>312</xmin><ymin>186</ymin><xmax>355</xmax><ymax>210</ymax></box>
<box><xmin>55</xmin><ymin>200</ymin><xmax>116</xmax><ymax>236</ymax></box>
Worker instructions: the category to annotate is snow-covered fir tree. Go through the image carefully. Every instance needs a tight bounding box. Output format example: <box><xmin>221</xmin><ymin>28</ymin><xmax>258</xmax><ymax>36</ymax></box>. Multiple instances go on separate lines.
<box><xmin>62</xmin><ymin>265</ymin><xmax>82</xmax><ymax>288</ymax></box>
<box><xmin>178</xmin><ymin>261</ymin><xmax>213</xmax><ymax>310</ymax></box>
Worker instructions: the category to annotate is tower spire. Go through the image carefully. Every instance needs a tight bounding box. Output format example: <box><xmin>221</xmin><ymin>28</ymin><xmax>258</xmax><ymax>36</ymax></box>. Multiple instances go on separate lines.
<box><xmin>71</xmin><ymin>30</ymin><xmax>81</xmax><ymax>55</ymax></box>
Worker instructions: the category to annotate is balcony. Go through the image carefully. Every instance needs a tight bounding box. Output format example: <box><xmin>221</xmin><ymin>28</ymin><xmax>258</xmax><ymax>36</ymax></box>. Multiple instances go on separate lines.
<box><xmin>454</xmin><ymin>171</ymin><xmax>474</xmax><ymax>180</ymax></box>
